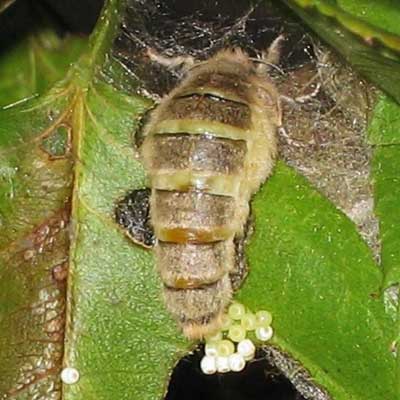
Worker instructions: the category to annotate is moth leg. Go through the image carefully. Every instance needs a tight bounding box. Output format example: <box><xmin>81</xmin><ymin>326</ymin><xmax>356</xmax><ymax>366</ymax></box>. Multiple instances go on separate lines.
<box><xmin>115</xmin><ymin>188</ymin><xmax>156</xmax><ymax>248</ymax></box>
<box><xmin>146</xmin><ymin>47</ymin><xmax>195</xmax><ymax>72</ymax></box>
<box><xmin>257</xmin><ymin>34</ymin><xmax>321</xmax><ymax>105</ymax></box>
<box><xmin>134</xmin><ymin>106</ymin><xmax>155</xmax><ymax>151</ymax></box>
<box><xmin>278</xmin><ymin>125</ymin><xmax>302</xmax><ymax>147</ymax></box>
<box><xmin>263</xmin><ymin>34</ymin><xmax>285</xmax><ymax>65</ymax></box>
<box><xmin>230</xmin><ymin>216</ymin><xmax>254</xmax><ymax>291</ymax></box>
<box><xmin>280</xmin><ymin>82</ymin><xmax>321</xmax><ymax>105</ymax></box>
<box><xmin>256</xmin><ymin>34</ymin><xmax>285</xmax><ymax>76</ymax></box>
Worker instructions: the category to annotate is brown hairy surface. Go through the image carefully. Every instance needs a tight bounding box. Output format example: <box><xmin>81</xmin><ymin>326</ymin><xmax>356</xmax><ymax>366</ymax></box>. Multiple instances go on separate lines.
<box><xmin>142</xmin><ymin>48</ymin><xmax>281</xmax><ymax>338</ymax></box>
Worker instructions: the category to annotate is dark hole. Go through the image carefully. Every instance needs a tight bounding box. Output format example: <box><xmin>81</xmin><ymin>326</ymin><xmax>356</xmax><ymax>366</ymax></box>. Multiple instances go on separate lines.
<box><xmin>166</xmin><ymin>347</ymin><xmax>306</xmax><ymax>400</ymax></box>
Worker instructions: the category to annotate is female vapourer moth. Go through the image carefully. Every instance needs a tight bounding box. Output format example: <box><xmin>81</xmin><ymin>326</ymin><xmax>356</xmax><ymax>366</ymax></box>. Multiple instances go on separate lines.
<box><xmin>116</xmin><ymin>40</ymin><xmax>282</xmax><ymax>339</ymax></box>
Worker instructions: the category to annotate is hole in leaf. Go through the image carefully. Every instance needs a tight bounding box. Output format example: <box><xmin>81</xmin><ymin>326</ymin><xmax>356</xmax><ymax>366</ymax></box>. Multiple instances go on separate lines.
<box><xmin>40</xmin><ymin>124</ymin><xmax>71</xmax><ymax>158</ymax></box>
<box><xmin>166</xmin><ymin>347</ymin><xmax>307</xmax><ymax>400</ymax></box>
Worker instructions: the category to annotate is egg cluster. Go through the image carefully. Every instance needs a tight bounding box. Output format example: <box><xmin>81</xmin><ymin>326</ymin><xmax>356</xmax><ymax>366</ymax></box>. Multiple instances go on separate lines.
<box><xmin>200</xmin><ymin>302</ymin><xmax>273</xmax><ymax>375</ymax></box>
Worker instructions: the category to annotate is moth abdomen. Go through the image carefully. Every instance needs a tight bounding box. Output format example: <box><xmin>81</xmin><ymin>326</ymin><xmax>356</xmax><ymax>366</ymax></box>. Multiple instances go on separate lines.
<box><xmin>163</xmin><ymin>274</ymin><xmax>233</xmax><ymax>338</ymax></box>
<box><xmin>156</xmin><ymin>240</ymin><xmax>235</xmax><ymax>289</ymax></box>
<box><xmin>157</xmin><ymin>94</ymin><xmax>252</xmax><ymax>129</ymax></box>
<box><xmin>151</xmin><ymin>190</ymin><xmax>238</xmax><ymax>243</ymax></box>
<box><xmin>141</xmin><ymin>48</ymin><xmax>281</xmax><ymax>338</ymax></box>
<box><xmin>147</xmin><ymin>134</ymin><xmax>247</xmax><ymax>176</ymax></box>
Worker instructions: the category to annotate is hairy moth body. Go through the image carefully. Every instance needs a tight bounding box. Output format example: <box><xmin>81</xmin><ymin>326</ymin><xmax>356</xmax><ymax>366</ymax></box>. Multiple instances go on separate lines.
<box><xmin>142</xmin><ymin>48</ymin><xmax>281</xmax><ymax>339</ymax></box>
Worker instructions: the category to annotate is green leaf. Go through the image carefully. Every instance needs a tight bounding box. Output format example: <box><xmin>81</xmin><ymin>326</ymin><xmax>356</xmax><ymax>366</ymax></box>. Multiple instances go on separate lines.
<box><xmin>63</xmin><ymin>81</ymin><xmax>189</xmax><ymax>400</ymax></box>
<box><xmin>281</xmin><ymin>0</ymin><xmax>400</xmax><ymax>103</ymax></box>
<box><xmin>0</xmin><ymin>30</ymin><xmax>87</xmax><ymax>108</ymax></box>
<box><xmin>237</xmin><ymin>163</ymin><xmax>396</xmax><ymax>400</ymax></box>
<box><xmin>369</xmin><ymin>92</ymin><xmax>400</xmax><ymax>394</ymax></box>
<box><xmin>0</xmin><ymin>90</ymin><xmax>74</xmax><ymax>397</ymax></box>
<box><xmin>369</xmin><ymin>93</ymin><xmax>400</xmax><ymax>286</ymax></box>
<box><xmin>368</xmin><ymin>94</ymin><xmax>400</xmax><ymax>145</ymax></box>
<box><xmin>373</xmin><ymin>147</ymin><xmax>400</xmax><ymax>289</ymax></box>
<box><xmin>0</xmin><ymin>0</ymin><xmax>190</xmax><ymax>398</ymax></box>
<box><xmin>336</xmin><ymin>0</ymin><xmax>400</xmax><ymax>35</ymax></box>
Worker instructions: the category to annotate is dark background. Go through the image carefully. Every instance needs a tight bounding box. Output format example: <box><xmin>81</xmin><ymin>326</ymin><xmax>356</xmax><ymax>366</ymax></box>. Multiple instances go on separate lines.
<box><xmin>0</xmin><ymin>0</ymin><xmax>104</xmax><ymax>46</ymax></box>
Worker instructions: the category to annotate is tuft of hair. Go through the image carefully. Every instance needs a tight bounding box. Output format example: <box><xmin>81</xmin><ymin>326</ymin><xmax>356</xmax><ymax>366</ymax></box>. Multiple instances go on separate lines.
<box><xmin>210</xmin><ymin>47</ymin><xmax>252</xmax><ymax>65</ymax></box>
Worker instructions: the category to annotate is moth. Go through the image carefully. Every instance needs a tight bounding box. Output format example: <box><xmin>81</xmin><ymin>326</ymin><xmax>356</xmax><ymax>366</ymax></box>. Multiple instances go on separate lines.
<box><xmin>116</xmin><ymin>40</ymin><xmax>282</xmax><ymax>339</ymax></box>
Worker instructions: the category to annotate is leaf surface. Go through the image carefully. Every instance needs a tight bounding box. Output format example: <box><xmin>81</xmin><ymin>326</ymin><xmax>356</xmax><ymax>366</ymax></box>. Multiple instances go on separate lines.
<box><xmin>238</xmin><ymin>163</ymin><xmax>396</xmax><ymax>400</ymax></box>
<box><xmin>0</xmin><ymin>30</ymin><xmax>87</xmax><ymax>108</ymax></box>
<box><xmin>369</xmin><ymin>94</ymin><xmax>400</xmax><ymax>288</ymax></box>
<box><xmin>368</xmin><ymin>87</ymin><xmax>400</xmax><ymax>400</ymax></box>
<box><xmin>0</xmin><ymin>90</ymin><xmax>74</xmax><ymax>398</ymax></box>
<box><xmin>0</xmin><ymin>1</ymin><xmax>190</xmax><ymax>399</ymax></box>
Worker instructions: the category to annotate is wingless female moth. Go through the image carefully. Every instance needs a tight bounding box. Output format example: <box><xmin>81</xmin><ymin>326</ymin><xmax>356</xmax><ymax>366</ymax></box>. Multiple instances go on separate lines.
<box><xmin>116</xmin><ymin>38</ymin><xmax>283</xmax><ymax>339</ymax></box>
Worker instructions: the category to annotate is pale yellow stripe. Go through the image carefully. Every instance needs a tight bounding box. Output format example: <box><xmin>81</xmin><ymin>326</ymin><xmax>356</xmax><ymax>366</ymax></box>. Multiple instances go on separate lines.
<box><xmin>151</xmin><ymin>171</ymin><xmax>240</xmax><ymax>197</ymax></box>
<box><xmin>151</xmin><ymin>119</ymin><xmax>249</xmax><ymax>141</ymax></box>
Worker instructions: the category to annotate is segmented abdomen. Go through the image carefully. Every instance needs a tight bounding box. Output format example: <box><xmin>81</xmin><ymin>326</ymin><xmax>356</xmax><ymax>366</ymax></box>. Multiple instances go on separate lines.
<box><xmin>142</xmin><ymin>57</ymin><xmax>278</xmax><ymax>338</ymax></box>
